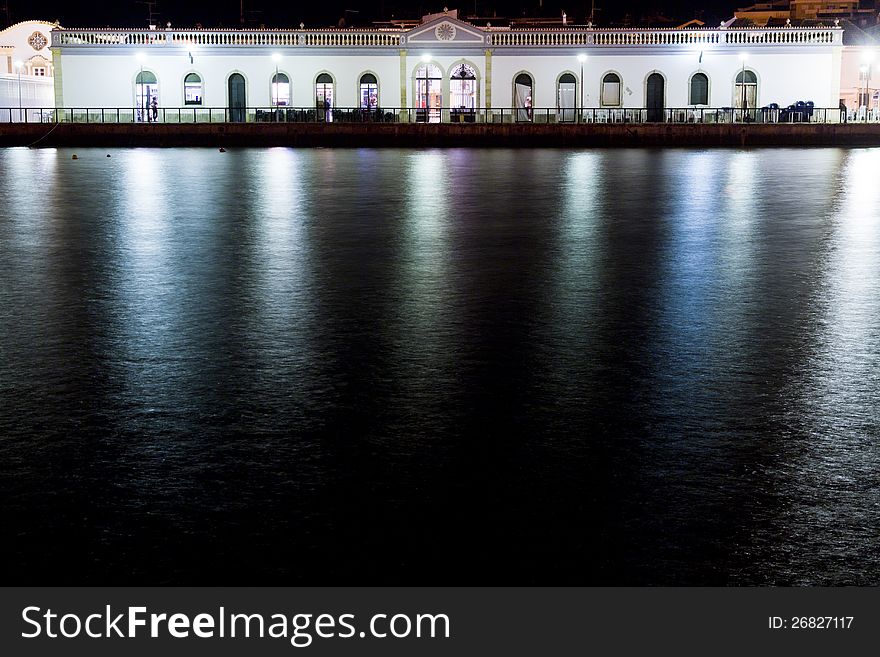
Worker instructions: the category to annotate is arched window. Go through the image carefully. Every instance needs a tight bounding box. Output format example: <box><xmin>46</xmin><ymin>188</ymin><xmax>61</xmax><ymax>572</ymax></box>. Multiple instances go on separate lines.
<box><xmin>315</xmin><ymin>73</ymin><xmax>334</xmax><ymax>121</ymax></box>
<box><xmin>360</xmin><ymin>73</ymin><xmax>378</xmax><ymax>109</ymax></box>
<box><xmin>690</xmin><ymin>72</ymin><xmax>709</xmax><ymax>106</ymax></box>
<box><xmin>514</xmin><ymin>73</ymin><xmax>533</xmax><ymax>122</ymax></box>
<box><xmin>228</xmin><ymin>73</ymin><xmax>246</xmax><ymax>123</ymax></box>
<box><xmin>450</xmin><ymin>63</ymin><xmax>477</xmax><ymax>111</ymax></box>
<box><xmin>735</xmin><ymin>69</ymin><xmax>758</xmax><ymax>111</ymax></box>
<box><xmin>184</xmin><ymin>73</ymin><xmax>202</xmax><ymax>105</ymax></box>
<box><xmin>601</xmin><ymin>73</ymin><xmax>622</xmax><ymax>107</ymax></box>
<box><xmin>272</xmin><ymin>72</ymin><xmax>290</xmax><ymax>106</ymax></box>
<box><xmin>416</xmin><ymin>64</ymin><xmax>442</xmax><ymax>123</ymax></box>
<box><xmin>135</xmin><ymin>71</ymin><xmax>158</xmax><ymax>122</ymax></box>
<box><xmin>557</xmin><ymin>73</ymin><xmax>577</xmax><ymax>122</ymax></box>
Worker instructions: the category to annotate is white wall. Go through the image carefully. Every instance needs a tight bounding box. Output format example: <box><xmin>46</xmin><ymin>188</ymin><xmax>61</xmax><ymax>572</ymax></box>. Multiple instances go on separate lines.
<box><xmin>0</xmin><ymin>73</ymin><xmax>54</xmax><ymax>120</ymax></box>
<box><xmin>59</xmin><ymin>51</ymin><xmax>400</xmax><ymax>109</ymax></box>
<box><xmin>491</xmin><ymin>50</ymin><xmax>839</xmax><ymax>109</ymax></box>
<box><xmin>57</xmin><ymin>46</ymin><xmax>842</xmax><ymax>111</ymax></box>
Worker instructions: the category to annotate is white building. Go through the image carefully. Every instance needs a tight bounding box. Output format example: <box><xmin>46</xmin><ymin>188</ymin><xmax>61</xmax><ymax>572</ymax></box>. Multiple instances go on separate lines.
<box><xmin>0</xmin><ymin>20</ymin><xmax>56</xmax><ymax>121</ymax></box>
<box><xmin>40</xmin><ymin>11</ymin><xmax>847</xmax><ymax>122</ymax></box>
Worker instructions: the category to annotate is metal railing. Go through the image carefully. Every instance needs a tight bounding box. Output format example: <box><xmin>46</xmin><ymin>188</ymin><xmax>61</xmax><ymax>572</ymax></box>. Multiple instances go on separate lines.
<box><xmin>1</xmin><ymin>106</ymin><xmax>871</xmax><ymax>125</ymax></box>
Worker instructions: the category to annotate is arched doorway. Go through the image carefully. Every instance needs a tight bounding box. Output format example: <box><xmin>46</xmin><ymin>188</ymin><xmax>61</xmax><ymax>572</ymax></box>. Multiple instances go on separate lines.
<box><xmin>557</xmin><ymin>73</ymin><xmax>577</xmax><ymax>123</ymax></box>
<box><xmin>646</xmin><ymin>73</ymin><xmax>665</xmax><ymax>122</ymax></box>
<box><xmin>450</xmin><ymin>63</ymin><xmax>477</xmax><ymax>122</ymax></box>
<box><xmin>360</xmin><ymin>73</ymin><xmax>378</xmax><ymax>109</ymax></box>
<box><xmin>272</xmin><ymin>72</ymin><xmax>290</xmax><ymax>107</ymax></box>
<box><xmin>228</xmin><ymin>73</ymin><xmax>246</xmax><ymax>123</ymax></box>
<box><xmin>135</xmin><ymin>71</ymin><xmax>158</xmax><ymax>122</ymax></box>
<box><xmin>316</xmin><ymin>73</ymin><xmax>334</xmax><ymax>122</ymax></box>
<box><xmin>415</xmin><ymin>63</ymin><xmax>442</xmax><ymax>123</ymax></box>
<box><xmin>514</xmin><ymin>73</ymin><xmax>533</xmax><ymax>122</ymax></box>
<box><xmin>735</xmin><ymin>70</ymin><xmax>757</xmax><ymax>120</ymax></box>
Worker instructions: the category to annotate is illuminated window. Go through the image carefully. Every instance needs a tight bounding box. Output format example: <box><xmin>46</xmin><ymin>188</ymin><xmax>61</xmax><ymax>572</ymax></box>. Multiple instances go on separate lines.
<box><xmin>360</xmin><ymin>73</ymin><xmax>378</xmax><ymax>109</ymax></box>
<box><xmin>184</xmin><ymin>73</ymin><xmax>202</xmax><ymax>105</ymax></box>
<box><xmin>272</xmin><ymin>72</ymin><xmax>290</xmax><ymax>106</ymax></box>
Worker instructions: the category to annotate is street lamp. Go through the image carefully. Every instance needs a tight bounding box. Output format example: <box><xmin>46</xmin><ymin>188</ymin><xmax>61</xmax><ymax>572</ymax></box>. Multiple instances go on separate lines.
<box><xmin>421</xmin><ymin>54</ymin><xmax>432</xmax><ymax>122</ymax></box>
<box><xmin>862</xmin><ymin>50</ymin><xmax>875</xmax><ymax>120</ymax></box>
<box><xmin>135</xmin><ymin>52</ymin><xmax>146</xmax><ymax>122</ymax></box>
<box><xmin>739</xmin><ymin>52</ymin><xmax>748</xmax><ymax>122</ymax></box>
<box><xmin>14</xmin><ymin>60</ymin><xmax>22</xmax><ymax>123</ymax></box>
<box><xmin>578</xmin><ymin>53</ymin><xmax>587</xmax><ymax>123</ymax></box>
<box><xmin>272</xmin><ymin>52</ymin><xmax>282</xmax><ymax>114</ymax></box>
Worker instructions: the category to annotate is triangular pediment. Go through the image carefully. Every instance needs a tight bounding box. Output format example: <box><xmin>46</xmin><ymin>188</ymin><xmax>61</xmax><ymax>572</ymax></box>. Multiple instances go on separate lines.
<box><xmin>404</xmin><ymin>16</ymin><xmax>486</xmax><ymax>45</ymax></box>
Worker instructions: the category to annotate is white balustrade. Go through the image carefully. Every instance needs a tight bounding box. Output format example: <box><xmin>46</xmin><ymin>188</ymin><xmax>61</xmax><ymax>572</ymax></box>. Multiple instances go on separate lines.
<box><xmin>52</xmin><ymin>26</ymin><xmax>842</xmax><ymax>50</ymax></box>
<box><xmin>53</xmin><ymin>29</ymin><xmax>402</xmax><ymax>48</ymax></box>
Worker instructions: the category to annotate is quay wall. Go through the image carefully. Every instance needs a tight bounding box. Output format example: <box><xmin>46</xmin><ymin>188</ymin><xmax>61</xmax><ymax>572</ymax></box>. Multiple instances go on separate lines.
<box><xmin>3</xmin><ymin>123</ymin><xmax>880</xmax><ymax>148</ymax></box>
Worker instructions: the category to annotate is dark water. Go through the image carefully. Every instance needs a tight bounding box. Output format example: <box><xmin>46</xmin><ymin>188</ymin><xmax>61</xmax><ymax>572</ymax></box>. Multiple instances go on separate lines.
<box><xmin>1</xmin><ymin>147</ymin><xmax>879</xmax><ymax>585</ymax></box>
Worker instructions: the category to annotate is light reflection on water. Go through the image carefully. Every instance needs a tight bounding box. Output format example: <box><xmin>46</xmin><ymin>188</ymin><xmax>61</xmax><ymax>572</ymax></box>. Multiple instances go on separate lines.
<box><xmin>776</xmin><ymin>149</ymin><xmax>880</xmax><ymax>584</ymax></box>
<box><xmin>1</xmin><ymin>147</ymin><xmax>879</xmax><ymax>585</ymax></box>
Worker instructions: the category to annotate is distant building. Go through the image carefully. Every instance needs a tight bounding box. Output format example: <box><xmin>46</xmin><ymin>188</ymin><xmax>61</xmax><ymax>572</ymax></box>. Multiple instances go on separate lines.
<box><xmin>0</xmin><ymin>20</ymin><xmax>56</xmax><ymax>120</ymax></box>
<box><xmin>835</xmin><ymin>20</ymin><xmax>880</xmax><ymax>115</ymax></box>
<box><xmin>736</xmin><ymin>1</ymin><xmax>878</xmax><ymax>27</ymax></box>
<box><xmin>791</xmin><ymin>0</ymin><xmax>861</xmax><ymax>20</ymax></box>
<box><xmin>735</xmin><ymin>2</ymin><xmax>792</xmax><ymax>26</ymax></box>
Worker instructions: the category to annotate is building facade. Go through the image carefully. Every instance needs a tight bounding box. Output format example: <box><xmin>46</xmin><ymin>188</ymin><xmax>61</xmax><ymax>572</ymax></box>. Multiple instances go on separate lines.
<box><xmin>43</xmin><ymin>12</ymin><xmax>846</xmax><ymax>123</ymax></box>
<box><xmin>0</xmin><ymin>20</ymin><xmax>56</xmax><ymax>120</ymax></box>
<box><xmin>736</xmin><ymin>1</ymin><xmax>878</xmax><ymax>26</ymax></box>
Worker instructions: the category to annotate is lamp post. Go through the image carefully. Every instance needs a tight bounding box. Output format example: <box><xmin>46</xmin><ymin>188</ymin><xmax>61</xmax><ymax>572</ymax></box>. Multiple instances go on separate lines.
<box><xmin>14</xmin><ymin>60</ymin><xmax>22</xmax><ymax>123</ymax></box>
<box><xmin>421</xmin><ymin>53</ymin><xmax>432</xmax><ymax>122</ymax></box>
<box><xmin>739</xmin><ymin>52</ymin><xmax>748</xmax><ymax>123</ymax></box>
<box><xmin>862</xmin><ymin>50</ymin><xmax>875</xmax><ymax>121</ymax></box>
<box><xmin>135</xmin><ymin>52</ymin><xmax>146</xmax><ymax>122</ymax></box>
<box><xmin>272</xmin><ymin>52</ymin><xmax>282</xmax><ymax>116</ymax></box>
<box><xmin>577</xmin><ymin>53</ymin><xmax>587</xmax><ymax>123</ymax></box>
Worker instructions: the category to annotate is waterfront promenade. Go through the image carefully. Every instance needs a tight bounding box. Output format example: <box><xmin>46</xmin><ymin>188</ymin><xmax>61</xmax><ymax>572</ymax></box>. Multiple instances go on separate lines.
<box><xmin>4</xmin><ymin>121</ymin><xmax>880</xmax><ymax>147</ymax></box>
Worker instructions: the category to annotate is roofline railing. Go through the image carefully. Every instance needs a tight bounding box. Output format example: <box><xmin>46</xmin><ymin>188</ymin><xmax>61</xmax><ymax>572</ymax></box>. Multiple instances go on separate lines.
<box><xmin>489</xmin><ymin>27</ymin><xmax>841</xmax><ymax>47</ymax></box>
<box><xmin>50</xmin><ymin>25</ymin><xmax>843</xmax><ymax>49</ymax></box>
<box><xmin>52</xmin><ymin>29</ymin><xmax>404</xmax><ymax>48</ymax></box>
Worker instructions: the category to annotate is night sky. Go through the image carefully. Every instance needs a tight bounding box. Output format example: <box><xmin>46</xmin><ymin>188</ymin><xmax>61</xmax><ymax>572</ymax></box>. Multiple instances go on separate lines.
<box><xmin>4</xmin><ymin>1</ymin><xmax>734</xmax><ymax>29</ymax></box>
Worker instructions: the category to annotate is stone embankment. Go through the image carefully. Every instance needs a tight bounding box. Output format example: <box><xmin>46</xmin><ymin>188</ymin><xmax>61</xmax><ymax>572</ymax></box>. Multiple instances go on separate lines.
<box><xmin>2</xmin><ymin>122</ymin><xmax>880</xmax><ymax>148</ymax></box>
